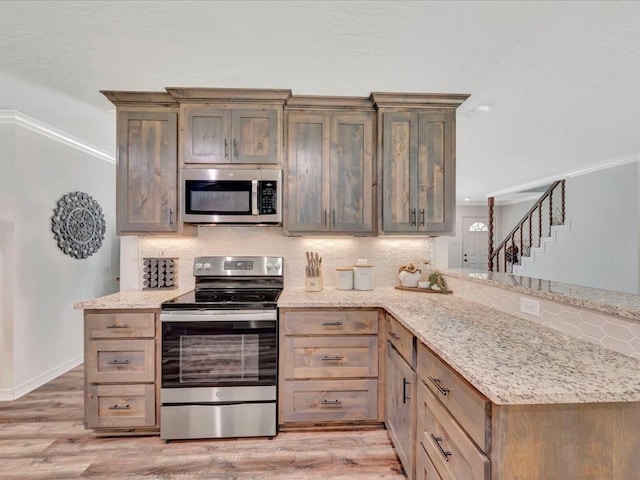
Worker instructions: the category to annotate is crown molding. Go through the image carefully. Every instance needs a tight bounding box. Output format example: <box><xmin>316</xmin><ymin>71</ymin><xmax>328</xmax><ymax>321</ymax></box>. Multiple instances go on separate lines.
<box><xmin>0</xmin><ymin>110</ymin><xmax>115</xmax><ymax>164</ymax></box>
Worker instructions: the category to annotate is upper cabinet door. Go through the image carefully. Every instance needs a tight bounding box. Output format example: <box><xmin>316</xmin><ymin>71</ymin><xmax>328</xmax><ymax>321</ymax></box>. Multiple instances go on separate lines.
<box><xmin>286</xmin><ymin>112</ymin><xmax>331</xmax><ymax>232</ymax></box>
<box><xmin>330</xmin><ymin>113</ymin><xmax>374</xmax><ymax>233</ymax></box>
<box><xmin>180</xmin><ymin>106</ymin><xmax>279</xmax><ymax>165</ymax></box>
<box><xmin>117</xmin><ymin>110</ymin><xmax>178</xmax><ymax>234</ymax></box>
<box><xmin>417</xmin><ymin>111</ymin><xmax>455</xmax><ymax>233</ymax></box>
<box><xmin>382</xmin><ymin>111</ymin><xmax>419</xmax><ymax>233</ymax></box>
<box><xmin>180</xmin><ymin>107</ymin><xmax>231</xmax><ymax>164</ymax></box>
<box><xmin>232</xmin><ymin>108</ymin><xmax>279</xmax><ymax>164</ymax></box>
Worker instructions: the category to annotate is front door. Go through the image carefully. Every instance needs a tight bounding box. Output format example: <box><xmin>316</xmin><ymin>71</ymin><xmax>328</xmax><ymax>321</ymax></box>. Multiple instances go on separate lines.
<box><xmin>462</xmin><ymin>216</ymin><xmax>489</xmax><ymax>269</ymax></box>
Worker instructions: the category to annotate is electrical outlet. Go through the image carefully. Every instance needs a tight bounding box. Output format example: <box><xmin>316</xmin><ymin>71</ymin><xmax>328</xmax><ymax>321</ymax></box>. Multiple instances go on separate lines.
<box><xmin>520</xmin><ymin>297</ymin><xmax>541</xmax><ymax>317</ymax></box>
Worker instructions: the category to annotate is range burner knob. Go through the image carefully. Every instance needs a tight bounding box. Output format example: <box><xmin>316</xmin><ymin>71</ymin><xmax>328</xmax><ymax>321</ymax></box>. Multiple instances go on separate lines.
<box><xmin>203</xmin><ymin>262</ymin><xmax>212</xmax><ymax>271</ymax></box>
<box><xmin>195</xmin><ymin>262</ymin><xmax>203</xmax><ymax>271</ymax></box>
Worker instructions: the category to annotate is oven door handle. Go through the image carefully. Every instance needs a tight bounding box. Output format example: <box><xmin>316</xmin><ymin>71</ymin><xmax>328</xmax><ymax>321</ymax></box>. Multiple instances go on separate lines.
<box><xmin>160</xmin><ymin>310</ymin><xmax>277</xmax><ymax>323</ymax></box>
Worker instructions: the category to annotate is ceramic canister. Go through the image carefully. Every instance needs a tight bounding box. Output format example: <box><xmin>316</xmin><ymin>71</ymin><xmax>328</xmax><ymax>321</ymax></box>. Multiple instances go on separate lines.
<box><xmin>353</xmin><ymin>265</ymin><xmax>375</xmax><ymax>291</ymax></box>
<box><xmin>336</xmin><ymin>267</ymin><xmax>354</xmax><ymax>290</ymax></box>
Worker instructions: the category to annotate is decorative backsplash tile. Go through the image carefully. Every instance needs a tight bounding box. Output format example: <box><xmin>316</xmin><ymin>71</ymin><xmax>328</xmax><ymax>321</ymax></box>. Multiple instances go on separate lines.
<box><xmin>134</xmin><ymin>227</ymin><xmax>434</xmax><ymax>291</ymax></box>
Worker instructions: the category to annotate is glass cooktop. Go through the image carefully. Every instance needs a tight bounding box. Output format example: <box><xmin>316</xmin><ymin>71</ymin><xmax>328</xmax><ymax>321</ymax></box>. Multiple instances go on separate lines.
<box><xmin>162</xmin><ymin>289</ymin><xmax>281</xmax><ymax>310</ymax></box>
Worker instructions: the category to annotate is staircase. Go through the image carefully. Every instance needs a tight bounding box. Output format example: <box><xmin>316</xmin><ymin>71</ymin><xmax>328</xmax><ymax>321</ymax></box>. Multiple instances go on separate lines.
<box><xmin>511</xmin><ymin>221</ymin><xmax>570</xmax><ymax>275</ymax></box>
<box><xmin>488</xmin><ymin>180</ymin><xmax>566</xmax><ymax>273</ymax></box>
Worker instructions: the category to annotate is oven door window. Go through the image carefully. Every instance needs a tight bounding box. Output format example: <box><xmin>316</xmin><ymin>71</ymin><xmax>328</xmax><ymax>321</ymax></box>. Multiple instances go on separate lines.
<box><xmin>180</xmin><ymin>334</ymin><xmax>259</xmax><ymax>383</ymax></box>
<box><xmin>162</xmin><ymin>321</ymin><xmax>276</xmax><ymax>388</ymax></box>
<box><xmin>185</xmin><ymin>180</ymin><xmax>252</xmax><ymax>215</ymax></box>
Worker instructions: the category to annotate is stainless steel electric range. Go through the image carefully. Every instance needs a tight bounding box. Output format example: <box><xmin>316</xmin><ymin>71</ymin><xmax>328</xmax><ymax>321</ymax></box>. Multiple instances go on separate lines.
<box><xmin>160</xmin><ymin>256</ymin><xmax>283</xmax><ymax>441</ymax></box>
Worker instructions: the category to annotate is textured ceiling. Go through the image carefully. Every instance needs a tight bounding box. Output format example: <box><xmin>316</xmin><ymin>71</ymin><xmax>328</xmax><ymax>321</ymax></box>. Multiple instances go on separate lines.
<box><xmin>1</xmin><ymin>0</ymin><xmax>639</xmax><ymax>202</ymax></box>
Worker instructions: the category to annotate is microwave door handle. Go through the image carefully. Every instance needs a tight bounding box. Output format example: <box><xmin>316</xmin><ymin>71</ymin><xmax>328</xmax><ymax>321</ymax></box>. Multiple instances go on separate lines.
<box><xmin>251</xmin><ymin>180</ymin><xmax>259</xmax><ymax>215</ymax></box>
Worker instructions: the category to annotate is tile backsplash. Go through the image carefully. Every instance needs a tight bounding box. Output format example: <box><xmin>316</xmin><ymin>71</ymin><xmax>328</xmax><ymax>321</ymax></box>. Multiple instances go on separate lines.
<box><xmin>125</xmin><ymin>227</ymin><xmax>434</xmax><ymax>291</ymax></box>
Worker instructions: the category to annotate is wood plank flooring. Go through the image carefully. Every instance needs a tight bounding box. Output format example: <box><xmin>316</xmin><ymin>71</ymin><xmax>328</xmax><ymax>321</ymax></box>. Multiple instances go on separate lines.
<box><xmin>0</xmin><ymin>366</ymin><xmax>405</xmax><ymax>479</ymax></box>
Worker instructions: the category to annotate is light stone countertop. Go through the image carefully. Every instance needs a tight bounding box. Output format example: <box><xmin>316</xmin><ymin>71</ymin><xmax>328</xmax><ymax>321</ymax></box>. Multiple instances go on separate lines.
<box><xmin>278</xmin><ymin>287</ymin><xmax>640</xmax><ymax>406</ymax></box>
<box><xmin>443</xmin><ymin>268</ymin><xmax>640</xmax><ymax>322</ymax></box>
<box><xmin>74</xmin><ymin>289</ymin><xmax>188</xmax><ymax>310</ymax></box>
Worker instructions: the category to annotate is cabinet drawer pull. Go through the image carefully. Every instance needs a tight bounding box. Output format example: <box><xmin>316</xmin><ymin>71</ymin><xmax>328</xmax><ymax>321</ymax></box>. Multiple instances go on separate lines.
<box><xmin>106</xmin><ymin>324</ymin><xmax>129</xmax><ymax>329</ymax></box>
<box><xmin>107</xmin><ymin>359</ymin><xmax>131</xmax><ymax>365</ymax></box>
<box><xmin>429</xmin><ymin>376</ymin><xmax>450</xmax><ymax>396</ymax></box>
<box><xmin>321</xmin><ymin>321</ymin><xmax>343</xmax><ymax>327</ymax></box>
<box><xmin>429</xmin><ymin>435</ymin><xmax>452</xmax><ymax>462</ymax></box>
<box><xmin>389</xmin><ymin>332</ymin><xmax>400</xmax><ymax>341</ymax></box>
<box><xmin>402</xmin><ymin>378</ymin><xmax>411</xmax><ymax>404</ymax></box>
<box><xmin>108</xmin><ymin>404</ymin><xmax>131</xmax><ymax>410</ymax></box>
<box><xmin>321</xmin><ymin>355</ymin><xmax>343</xmax><ymax>361</ymax></box>
<box><xmin>320</xmin><ymin>399</ymin><xmax>342</xmax><ymax>406</ymax></box>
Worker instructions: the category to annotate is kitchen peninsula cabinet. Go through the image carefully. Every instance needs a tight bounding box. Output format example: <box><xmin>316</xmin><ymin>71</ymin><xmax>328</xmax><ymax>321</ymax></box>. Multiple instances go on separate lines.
<box><xmin>101</xmin><ymin>91</ymin><xmax>182</xmax><ymax>235</ymax></box>
<box><xmin>285</xmin><ymin>97</ymin><xmax>374</xmax><ymax>235</ymax></box>
<box><xmin>278</xmin><ymin>308</ymin><xmax>382</xmax><ymax>426</ymax></box>
<box><xmin>386</xmin><ymin>314</ymin><xmax>417</xmax><ymax>479</ymax></box>
<box><xmin>166</xmin><ymin>88</ymin><xmax>291</xmax><ymax>165</ymax></box>
<box><xmin>370</xmin><ymin>93</ymin><xmax>469</xmax><ymax>235</ymax></box>
<box><xmin>83</xmin><ymin>309</ymin><xmax>160</xmax><ymax>434</ymax></box>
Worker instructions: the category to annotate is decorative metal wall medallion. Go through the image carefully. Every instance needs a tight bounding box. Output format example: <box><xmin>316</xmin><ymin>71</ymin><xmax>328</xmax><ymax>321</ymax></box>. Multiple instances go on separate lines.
<box><xmin>51</xmin><ymin>192</ymin><xmax>106</xmax><ymax>259</ymax></box>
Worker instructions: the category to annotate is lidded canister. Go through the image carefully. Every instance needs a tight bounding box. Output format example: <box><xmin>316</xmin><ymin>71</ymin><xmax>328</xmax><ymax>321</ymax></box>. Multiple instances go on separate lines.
<box><xmin>336</xmin><ymin>267</ymin><xmax>354</xmax><ymax>290</ymax></box>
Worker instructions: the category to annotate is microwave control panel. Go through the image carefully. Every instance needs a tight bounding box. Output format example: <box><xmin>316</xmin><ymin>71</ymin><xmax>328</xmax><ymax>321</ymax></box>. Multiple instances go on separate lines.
<box><xmin>259</xmin><ymin>181</ymin><xmax>278</xmax><ymax>214</ymax></box>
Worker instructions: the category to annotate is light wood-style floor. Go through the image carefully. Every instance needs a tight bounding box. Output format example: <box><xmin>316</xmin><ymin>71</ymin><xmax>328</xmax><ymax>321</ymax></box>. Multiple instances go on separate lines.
<box><xmin>0</xmin><ymin>366</ymin><xmax>405</xmax><ymax>479</ymax></box>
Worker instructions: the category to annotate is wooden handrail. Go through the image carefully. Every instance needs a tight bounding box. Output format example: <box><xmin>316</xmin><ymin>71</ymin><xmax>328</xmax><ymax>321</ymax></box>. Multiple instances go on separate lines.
<box><xmin>488</xmin><ymin>180</ymin><xmax>565</xmax><ymax>272</ymax></box>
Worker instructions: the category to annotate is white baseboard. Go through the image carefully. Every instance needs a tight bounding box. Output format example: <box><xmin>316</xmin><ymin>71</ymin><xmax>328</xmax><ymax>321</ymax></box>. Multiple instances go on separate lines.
<box><xmin>0</xmin><ymin>355</ymin><xmax>83</xmax><ymax>401</ymax></box>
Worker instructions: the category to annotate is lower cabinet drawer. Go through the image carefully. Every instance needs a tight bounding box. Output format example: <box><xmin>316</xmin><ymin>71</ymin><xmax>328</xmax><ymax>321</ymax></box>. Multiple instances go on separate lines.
<box><xmin>416</xmin><ymin>442</ymin><xmax>443</xmax><ymax>480</ymax></box>
<box><xmin>281</xmin><ymin>379</ymin><xmax>378</xmax><ymax>423</ymax></box>
<box><xmin>417</xmin><ymin>343</ymin><xmax>490</xmax><ymax>452</ymax></box>
<box><xmin>86</xmin><ymin>384</ymin><xmax>155</xmax><ymax>428</ymax></box>
<box><xmin>86</xmin><ymin>339</ymin><xmax>155</xmax><ymax>383</ymax></box>
<box><xmin>417</xmin><ymin>382</ymin><xmax>490</xmax><ymax>480</ymax></box>
<box><xmin>282</xmin><ymin>335</ymin><xmax>378</xmax><ymax>379</ymax></box>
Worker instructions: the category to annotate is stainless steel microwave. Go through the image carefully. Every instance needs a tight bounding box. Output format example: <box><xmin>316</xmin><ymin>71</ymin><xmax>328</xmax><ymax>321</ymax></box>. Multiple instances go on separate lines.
<box><xmin>181</xmin><ymin>168</ymin><xmax>282</xmax><ymax>224</ymax></box>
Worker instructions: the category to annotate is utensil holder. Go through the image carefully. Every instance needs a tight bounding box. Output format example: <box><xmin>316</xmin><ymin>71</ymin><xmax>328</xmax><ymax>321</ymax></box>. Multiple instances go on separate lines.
<box><xmin>305</xmin><ymin>272</ymin><xmax>323</xmax><ymax>292</ymax></box>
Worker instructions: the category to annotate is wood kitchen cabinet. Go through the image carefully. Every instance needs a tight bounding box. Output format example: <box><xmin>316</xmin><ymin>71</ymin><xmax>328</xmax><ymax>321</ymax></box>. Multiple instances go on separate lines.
<box><xmin>83</xmin><ymin>309</ymin><xmax>160</xmax><ymax>434</ymax></box>
<box><xmin>285</xmin><ymin>97</ymin><xmax>374</xmax><ymax>235</ymax></box>
<box><xmin>371</xmin><ymin>93</ymin><xmax>469</xmax><ymax>235</ymax></box>
<box><xmin>166</xmin><ymin>88</ymin><xmax>291</xmax><ymax>166</ymax></box>
<box><xmin>101</xmin><ymin>91</ymin><xmax>184</xmax><ymax>235</ymax></box>
<box><xmin>386</xmin><ymin>314</ymin><xmax>417</xmax><ymax>479</ymax></box>
<box><xmin>278</xmin><ymin>309</ymin><xmax>383</xmax><ymax>427</ymax></box>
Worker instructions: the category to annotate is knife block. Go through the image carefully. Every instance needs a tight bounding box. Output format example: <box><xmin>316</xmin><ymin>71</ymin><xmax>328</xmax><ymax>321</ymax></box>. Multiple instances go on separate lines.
<box><xmin>305</xmin><ymin>272</ymin><xmax>323</xmax><ymax>292</ymax></box>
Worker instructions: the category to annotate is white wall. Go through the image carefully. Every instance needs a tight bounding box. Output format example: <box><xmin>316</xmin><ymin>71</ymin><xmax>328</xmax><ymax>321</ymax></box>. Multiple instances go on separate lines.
<box><xmin>0</xmin><ymin>122</ymin><xmax>15</xmax><ymax>394</ymax></box>
<box><xmin>0</xmin><ymin>113</ymin><xmax>118</xmax><ymax>400</ymax></box>
<box><xmin>519</xmin><ymin>162</ymin><xmax>639</xmax><ymax>294</ymax></box>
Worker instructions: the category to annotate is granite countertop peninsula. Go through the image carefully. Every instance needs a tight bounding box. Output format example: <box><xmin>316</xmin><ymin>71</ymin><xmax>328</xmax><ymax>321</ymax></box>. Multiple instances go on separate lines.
<box><xmin>279</xmin><ymin>287</ymin><xmax>640</xmax><ymax>406</ymax></box>
<box><xmin>443</xmin><ymin>268</ymin><xmax>640</xmax><ymax>322</ymax></box>
<box><xmin>74</xmin><ymin>289</ymin><xmax>187</xmax><ymax>310</ymax></box>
